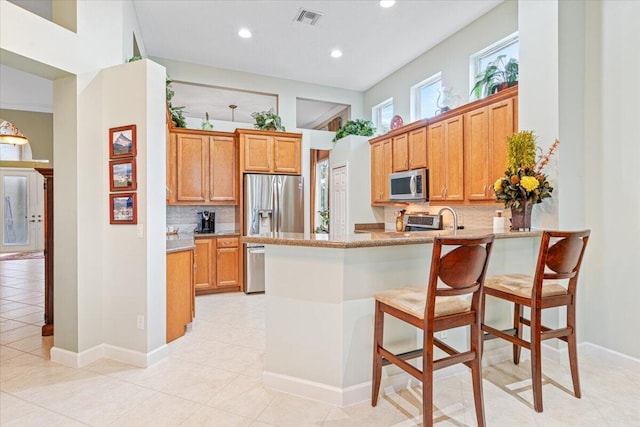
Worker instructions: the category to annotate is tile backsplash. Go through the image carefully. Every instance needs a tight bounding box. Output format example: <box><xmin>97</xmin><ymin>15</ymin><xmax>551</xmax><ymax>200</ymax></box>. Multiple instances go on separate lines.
<box><xmin>384</xmin><ymin>203</ymin><xmax>511</xmax><ymax>231</ymax></box>
<box><xmin>167</xmin><ymin>205</ymin><xmax>238</xmax><ymax>234</ymax></box>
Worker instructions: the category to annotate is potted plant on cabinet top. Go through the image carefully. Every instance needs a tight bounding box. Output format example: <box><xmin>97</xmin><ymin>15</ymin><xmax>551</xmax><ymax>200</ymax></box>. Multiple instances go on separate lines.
<box><xmin>492</xmin><ymin>130</ymin><xmax>558</xmax><ymax>230</ymax></box>
<box><xmin>470</xmin><ymin>55</ymin><xmax>519</xmax><ymax>99</ymax></box>
<box><xmin>128</xmin><ymin>56</ymin><xmax>187</xmax><ymax>128</ymax></box>
<box><xmin>332</xmin><ymin>119</ymin><xmax>376</xmax><ymax>142</ymax></box>
<box><xmin>251</xmin><ymin>108</ymin><xmax>285</xmax><ymax>131</ymax></box>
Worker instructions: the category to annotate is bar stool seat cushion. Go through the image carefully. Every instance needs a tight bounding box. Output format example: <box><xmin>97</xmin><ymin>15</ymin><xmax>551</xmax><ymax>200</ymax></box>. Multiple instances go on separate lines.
<box><xmin>374</xmin><ymin>287</ymin><xmax>470</xmax><ymax>319</ymax></box>
<box><xmin>485</xmin><ymin>274</ymin><xmax>566</xmax><ymax>298</ymax></box>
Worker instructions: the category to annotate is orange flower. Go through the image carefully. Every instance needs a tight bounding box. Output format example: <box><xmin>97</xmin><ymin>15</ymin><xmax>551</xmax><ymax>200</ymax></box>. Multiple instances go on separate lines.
<box><xmin>511</xmin><ymin>175</ymin><xmax>520</xmax><ymax>185</ymax></box>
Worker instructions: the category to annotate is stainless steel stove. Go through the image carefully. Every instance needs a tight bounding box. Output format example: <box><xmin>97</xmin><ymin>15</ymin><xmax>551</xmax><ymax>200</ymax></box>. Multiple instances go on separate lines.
<box><xmin>403</xmin><ymin>212</ymin><xmax>443</xmax><ymax>231</ymax></box>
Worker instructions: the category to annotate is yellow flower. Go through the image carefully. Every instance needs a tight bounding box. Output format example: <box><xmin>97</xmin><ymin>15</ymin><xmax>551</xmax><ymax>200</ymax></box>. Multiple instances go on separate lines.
<box><xmin>493</xmin><ymin>178</ymin><xmax>503</xmax><ymax>192</ymax></box>
<box><xmin>520</xmin><ymin>176</ymin><xmax>539</xmax><ymax>192</ymax></box>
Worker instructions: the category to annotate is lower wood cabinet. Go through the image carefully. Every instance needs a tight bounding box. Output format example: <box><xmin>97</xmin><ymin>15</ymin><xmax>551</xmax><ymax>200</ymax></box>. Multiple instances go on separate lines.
<box><xmin>194</xmin><ymin>236</ymin><xmax>240</xmax><ymax>294</ymax></box>
<box><xmin>166</xmin><ymin>249</ymin><xmax>194</xmax><ymax>343</ymax></box>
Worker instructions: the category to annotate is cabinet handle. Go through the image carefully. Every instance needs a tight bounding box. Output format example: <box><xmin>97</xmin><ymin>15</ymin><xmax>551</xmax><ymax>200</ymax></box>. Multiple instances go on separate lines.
<box><xmin>405</xmin><ymin>159</ymin><xmax>408</xmax><ymax>169</ymax></box>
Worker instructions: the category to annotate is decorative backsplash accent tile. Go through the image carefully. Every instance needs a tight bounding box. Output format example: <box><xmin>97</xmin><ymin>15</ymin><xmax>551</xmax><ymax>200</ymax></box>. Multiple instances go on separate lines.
<box><xmin>384</xmin><ymin>204</ymin><xmax>511</xmax><ymax>231</ymax></box>
<box><xmin>167</xmin><ymin>205</ymin><xmax>237</xmax><ymax>233</ymax></box>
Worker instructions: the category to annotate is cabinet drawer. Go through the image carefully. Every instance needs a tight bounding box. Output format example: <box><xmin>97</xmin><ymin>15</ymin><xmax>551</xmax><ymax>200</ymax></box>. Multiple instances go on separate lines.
<box><xmin>217</xmin><ymin>237</ymin><xmax>239</xmax><ymax>247</ymax></box>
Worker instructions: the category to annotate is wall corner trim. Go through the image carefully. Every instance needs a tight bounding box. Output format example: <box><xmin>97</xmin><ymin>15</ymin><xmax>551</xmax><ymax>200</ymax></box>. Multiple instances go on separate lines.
<box><xmin>50</xmin><ymin>343</ymin><xmax>169</xmax><ymax>368</ymax></box>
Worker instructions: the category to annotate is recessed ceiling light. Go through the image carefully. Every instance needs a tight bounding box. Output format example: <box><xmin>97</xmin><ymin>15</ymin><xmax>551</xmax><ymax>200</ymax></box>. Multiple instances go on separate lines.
<box><xmin>379</xmin><ymin>1</ymin><xmax>396</xmax><ymax>8</ymax></box>
<box><xmin>330</xmin><ymin>49</ymin><xmax>343</xmax><ymax>58</ymax></box>
<box><xmin>238</xmin><ymin>28</ymin><xmax>252</xmax><ymax>39</ymax></box>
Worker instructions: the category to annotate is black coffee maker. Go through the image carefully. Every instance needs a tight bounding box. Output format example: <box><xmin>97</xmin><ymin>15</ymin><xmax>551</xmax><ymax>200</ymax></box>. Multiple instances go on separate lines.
<box><xmin>196</xmin><ymin>211</ymin><xmax>215</xmax><ymax>234</ymax></box>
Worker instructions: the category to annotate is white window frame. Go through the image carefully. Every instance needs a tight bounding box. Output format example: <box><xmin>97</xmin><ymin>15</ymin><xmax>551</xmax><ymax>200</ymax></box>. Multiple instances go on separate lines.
<box><xmin>410</xmin><ymin>72</ymin><xmax>442</xmax><ymax>121</ymax></box>
<box><xmin>371</xmin><ymin>98</ymin><xmax>393</xmax><ymax>136</ymax></box>
<box><xmin>469</xmin><ymin>31</ymin><xmax>519</xmax><ymax>100</ymax></box>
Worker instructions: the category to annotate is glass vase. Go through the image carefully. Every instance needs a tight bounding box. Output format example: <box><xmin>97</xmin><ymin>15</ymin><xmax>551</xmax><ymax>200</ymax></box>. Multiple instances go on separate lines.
<box><xmin>510</xmin><ymin>200</ymin><xmax>533</xmax><ymax>231</ymax></box>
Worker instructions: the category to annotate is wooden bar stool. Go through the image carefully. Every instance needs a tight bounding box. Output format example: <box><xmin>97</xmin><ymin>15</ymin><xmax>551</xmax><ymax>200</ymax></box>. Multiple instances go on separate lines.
<box><xmin>371</xmin><ymin>235</ymin><xmax>494</xmax><ymax>427</ymax></box>
<box><xmin>481</xmin><ymin>229</ymin><xmax>590</xmax><ymax>412</ymax></box>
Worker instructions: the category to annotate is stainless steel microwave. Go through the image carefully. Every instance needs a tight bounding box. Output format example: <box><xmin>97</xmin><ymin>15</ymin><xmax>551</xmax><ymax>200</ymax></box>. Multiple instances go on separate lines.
<box><xmin>389</xmin><ymin>169</ymin><xmax>429</xmax><ymax>201</ymax></box>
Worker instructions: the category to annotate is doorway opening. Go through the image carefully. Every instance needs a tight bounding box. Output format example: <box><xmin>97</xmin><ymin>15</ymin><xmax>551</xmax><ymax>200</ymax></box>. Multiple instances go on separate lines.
<box><xmin>310</xmin><ymin>149</ymin><xmax>330</xmax><ymax>233</ymax></box>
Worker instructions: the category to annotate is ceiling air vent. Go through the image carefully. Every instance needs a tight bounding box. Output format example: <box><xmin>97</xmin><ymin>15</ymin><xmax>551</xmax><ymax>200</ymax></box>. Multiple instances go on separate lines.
<box><xmin>294</xmin><ymin>8</ymin><xmax>323</xmax><ymax>26</ymax></box>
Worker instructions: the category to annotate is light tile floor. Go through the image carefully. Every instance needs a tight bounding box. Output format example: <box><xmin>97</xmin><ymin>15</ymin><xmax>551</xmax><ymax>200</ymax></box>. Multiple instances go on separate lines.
<box><xmin>1</xmin><ymin>258</ymin><xmax>639</xmax><ymax>426</ymax></box>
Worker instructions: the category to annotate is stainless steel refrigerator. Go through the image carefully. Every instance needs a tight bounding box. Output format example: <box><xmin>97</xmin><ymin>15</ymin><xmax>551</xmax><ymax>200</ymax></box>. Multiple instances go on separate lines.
<box><xmin>244</xmin><ymin>174</ymin><xmax>304</xmax><ymax>293</ymax></box>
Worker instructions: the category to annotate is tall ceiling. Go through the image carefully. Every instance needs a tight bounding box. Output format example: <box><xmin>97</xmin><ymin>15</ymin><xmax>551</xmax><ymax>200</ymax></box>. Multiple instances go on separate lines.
<box><xmin>133</xmin><ymin>0</ymin><xmax>502</xmax><ymax>92</ymax></box>
<box><xmin>3</xmin><ymin>0</ymin><xmax>503</xmax><ymax>126</ymax></box>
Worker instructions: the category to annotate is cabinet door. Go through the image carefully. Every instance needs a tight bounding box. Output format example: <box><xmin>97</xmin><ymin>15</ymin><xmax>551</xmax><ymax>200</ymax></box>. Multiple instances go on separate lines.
<box><xmin>392</xmin><ymin>133</ymin><xmax>409</xmax><ymax>172</ymax></box>
<box><xmin>209</xmin><ymin>136</ymin><xmax>237</xmax><ymax>203</ymax></box>
<box><xmin>444</xmin><ymin>116</ymin><xmax>464</xmax><ymax>201</ymax></box>
<box><xmin>488</xmin><ymin>98</ymin><xmax>514</xmax><ymax>196</ymax></box>
<box><xmin>427</xmin><ymin>122</ymin><xmax>446</xmax><ymax>201</ymax></box>
<box><xmin>465</xmin><ymin>107</ymin><xmax>490</xmax><ymax>201</ymax></box>
<box><xmin>273</xmin><ymin>136</ymin><xmax>301</xmax><ymax>174</ymax></box>
<box><xmin>166</xmin><ymin>250</ymin><xmax>193</xmax><ymax>343</ymax></box>
<box><xmin>408</xmin><ymin>127</ymin><xmax>427</xmax><ymax>169</ymax></box>
<box><xmin>242</xmin><ymin>134</ymin><xmax>272</xmax><ymax>172</ymax></box>
<box><xmin>371</xmin><ymin>142</ymin><xmax>384</xmax><ymax>204</ymax></box>
<box><xmin>370</xmin><ymin>139</ymin><xmax>392</xmax><ymax>204</ymax></box>
<box><xmin>176</xmin><ymin>134</ymin><xmax>208</xmax><ymax>202</ymax></box>
<box><xmin>382</xmin><ymin>139</ymin><xmax>393</xmax><ymax>201</ymax></box>
<box><xmin>194</xmin><ymin>238</ymin><xmax>215</xmax><ymax>291</ymax></box>
<box><xmin>216</xmin><ymin>237</ymin><xmax>239</xmax><ymax>288</ymax></box>
<box><xmin>166</xmin><ymin>130</ymin><xmax>177</xmax><ymax>204</ymax></box>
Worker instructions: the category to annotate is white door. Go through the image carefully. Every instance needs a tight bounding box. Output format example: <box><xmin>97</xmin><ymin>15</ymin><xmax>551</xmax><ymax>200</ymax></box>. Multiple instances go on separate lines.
<box><xmin>0</xmin><ymin>168</ymin><xmax>44</xmax><ymax>252</ymax></box>
<box><xmin>331</xmin><ymin>164</ymin><xmax>348</xmax><ymax>235</ymax></box>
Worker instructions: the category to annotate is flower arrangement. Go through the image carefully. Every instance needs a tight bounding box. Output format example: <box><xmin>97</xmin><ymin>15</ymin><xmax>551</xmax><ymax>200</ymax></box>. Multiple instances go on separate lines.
<box><xmin>493</xmin><ymin>131</ymin><xmax>559</xmax><ymax>210</ymax></box>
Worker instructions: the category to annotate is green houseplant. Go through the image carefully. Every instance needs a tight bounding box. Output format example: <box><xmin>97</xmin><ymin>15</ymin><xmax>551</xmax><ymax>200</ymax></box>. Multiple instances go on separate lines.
<box><xmin>332</xmin><ymin>119</ymin><xmax>376</xmax><ymax>142</ymax></box>
<box><xmin>470</xmin><ymin>55</ymin><xmax>519</xmax><ymax>99</ymax></box>
<box><xmin>128</xmin><ymin>56</ymin><xmax>187</xmax><ymax>128</ymax></box>
<box><xmin>251</xmin><ymin>108</ymin><xmax>285</xmax><ymax>131</ymax></box>
<box><xmin>165</xmin><ymin>76</ymin><xmax>187</xmax><ymax>128</ymax></box>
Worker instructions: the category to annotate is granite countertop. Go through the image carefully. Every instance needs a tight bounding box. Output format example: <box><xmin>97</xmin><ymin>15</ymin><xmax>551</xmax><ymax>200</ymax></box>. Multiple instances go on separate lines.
<box><xmin>241</xmin><ymin>228</ymin><xmax>542</xmax><ymax>249</ymax></box>
<box><xmin>166</xmin><ymin>233</ymin><xmax>195</xmax><ymax>253</ymax></box>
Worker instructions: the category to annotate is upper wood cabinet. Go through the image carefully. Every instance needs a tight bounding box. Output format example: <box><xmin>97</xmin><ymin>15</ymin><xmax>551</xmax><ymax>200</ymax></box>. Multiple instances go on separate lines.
<box><xmin>371</xmin><ymin>138</ymin><xmax>393</xmax><ymax>204</ymax></box>
<box><xmin>237</xmin><ymin>129</ymin><xmax>302</xmax><ymax>175</ymax></box>
<box><xmin>427</xmin><ymin>116</ymin><xmax>464</xmax><ymax>202</ymax></box>
<box><xmin>392</xmin><ymin>127</ymin><xmax>427</xmax><ymax>172</ymax></box>
<box><xmin>465</xmin><ymin>97</ymin><xmax>516</xmax><ymax>202</ymax></box>
<box><xmin>167</xmin><ymin>129</ymin><xmax>238</xmax><ymax>206</ymax></box>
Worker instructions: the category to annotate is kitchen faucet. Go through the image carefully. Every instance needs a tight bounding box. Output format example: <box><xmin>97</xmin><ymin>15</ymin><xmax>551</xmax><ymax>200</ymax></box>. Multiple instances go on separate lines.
<box><xmin>438</xmin><ymin>206</ymin><xmax>458</xmax><ymax>232</ymax></box>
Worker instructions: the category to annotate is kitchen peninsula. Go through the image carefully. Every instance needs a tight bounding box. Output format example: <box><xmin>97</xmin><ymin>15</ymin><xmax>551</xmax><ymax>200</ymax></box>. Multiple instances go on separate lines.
<box><xmin>243</xmin><ymin>229</ymin><xmax>542</xmax><ymax>406</ymax></box>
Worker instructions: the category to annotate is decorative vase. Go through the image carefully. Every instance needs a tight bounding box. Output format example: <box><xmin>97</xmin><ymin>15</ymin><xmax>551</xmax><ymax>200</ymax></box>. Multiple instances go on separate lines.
<box><xmin>510</xmin><ymin>200</ymin><xmax>533</xmax><ymax>231</ymax></box>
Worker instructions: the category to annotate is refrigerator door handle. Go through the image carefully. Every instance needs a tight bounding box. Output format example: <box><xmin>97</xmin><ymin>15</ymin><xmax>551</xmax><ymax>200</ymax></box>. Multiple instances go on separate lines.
<box><xmin>273</xmin><ymin>178</ymin><xmax>279</xmax><ymax>233</ymax></box>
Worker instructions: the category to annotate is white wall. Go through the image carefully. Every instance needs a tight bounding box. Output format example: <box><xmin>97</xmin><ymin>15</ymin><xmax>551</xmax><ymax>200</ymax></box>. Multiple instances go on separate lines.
<box><xmin>518</xmin><ymin>1</ymin><xmax>560</xmax><ymax>230</ymax></box>
<box><xmin>101</xmin><ymin>60</ymin><xmax>167</xmax><ymax>354</ymax></box>
<box><xmin>364</xmin><ymin>1</ymin><xmax>518</xmax><ymax>123</ymax></box>
<box><xmin>329</xmin><ymin>135</ymin><xmax>383</xmax><ymax>232</ymax></box>
<box><xmin>2</xmin><ymin>0</ymin><xmax>168</xmax><ymax>363</ymax></box>
<box><xmin>581</xmin><ymin>0</ymin><xmax>640</xmax><ymax>358</ymax></box>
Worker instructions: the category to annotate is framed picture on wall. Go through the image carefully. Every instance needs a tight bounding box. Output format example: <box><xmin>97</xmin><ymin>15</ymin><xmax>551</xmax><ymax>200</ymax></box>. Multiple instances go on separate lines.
<box><xmin>109</xmin><ymin>124</ymin><xmax>137</xmax><ymax>159</ymax></box>
<box><xmin>110</xmin><ymin>193</ymin><xmax>137</xmax><ymax>224</ymax></box>
<box><xmin>109</xmin><ymin>158</ymin><xmax>137</xmax><ymax>192</ymax></box>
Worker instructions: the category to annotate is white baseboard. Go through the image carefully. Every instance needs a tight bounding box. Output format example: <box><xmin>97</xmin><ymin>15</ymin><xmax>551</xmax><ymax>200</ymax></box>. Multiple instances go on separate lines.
<box><xmin>263</xmin><ymin>363</ymin><xmax>468</xmax><ymax>407</ymax></box>
<box><xmin>580</xmin><ymin>342</ymin><xmax>640</xmax><ymax>372</ymax></box>
<box><xmin>50</xmin><ymin>343</ymin><xmax>169</xmax><ymax>368</ymax></box>
<box><xmin>50</xmin><ymin>345</ymin><xmax>104</xmax><ymax>368</ymax></box>
<box><xmin>482</xmin><ymin>341</ymin><xmax>640</xmax><ymax>373</ymax></box>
